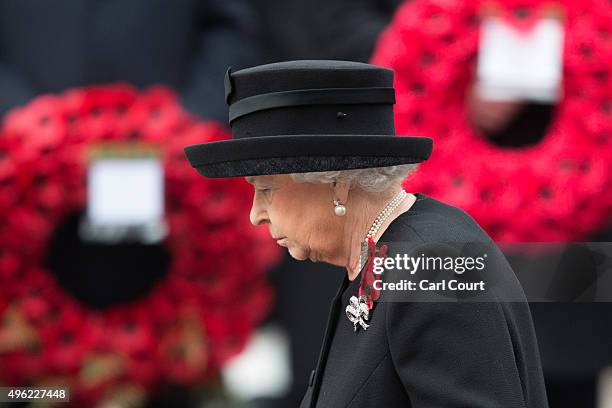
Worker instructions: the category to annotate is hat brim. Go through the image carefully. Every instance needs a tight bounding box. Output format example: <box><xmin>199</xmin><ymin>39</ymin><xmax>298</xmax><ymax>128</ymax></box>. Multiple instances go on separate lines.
<box><xmin>184</xmin><ymin>134</ymin><xmax>433</xmax><ymax>178</ymax></box>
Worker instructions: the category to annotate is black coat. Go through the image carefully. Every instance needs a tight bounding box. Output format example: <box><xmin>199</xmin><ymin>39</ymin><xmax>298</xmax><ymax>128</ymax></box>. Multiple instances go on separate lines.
<box><xmin>0</xmin><ymin>0</ymin><xmax>261</xmax><ymax>121</ymax></box>
<box><xmin>253</xmin><ymin>0</ymin><xmax>403</xmax><ymax>62</ymax></box>
<box><xmin>300</xmin><ymin>193</ymin><xmax>549</xmax><ymax>407</ymax></box>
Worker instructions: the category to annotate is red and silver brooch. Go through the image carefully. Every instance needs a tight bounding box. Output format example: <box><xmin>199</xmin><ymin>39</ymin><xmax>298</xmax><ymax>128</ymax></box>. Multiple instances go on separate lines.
<box><xmin>345</xmin><ymin>237</ymin><xmax>388</xmax><ymax>332</ymax></box>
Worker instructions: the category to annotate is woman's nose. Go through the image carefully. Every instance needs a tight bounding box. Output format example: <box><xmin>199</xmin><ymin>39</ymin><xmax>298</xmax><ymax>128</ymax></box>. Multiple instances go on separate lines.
<box><xmin>249</xmin><ymin>201</ymin><xmax>269</xmax><ymax>226</ymax></box>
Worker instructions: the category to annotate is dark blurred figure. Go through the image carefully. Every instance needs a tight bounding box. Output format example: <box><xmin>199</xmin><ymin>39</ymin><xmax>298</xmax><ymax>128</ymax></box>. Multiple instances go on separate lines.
<box><xmin>253</xmin><ymin>0</ymin><xmax>403</xmax><ymax>62</ymax></box>
<box><xmin>0</xmin><ymin>0</ymin><xmax>261</xmax><ymax>121</ymax></box>
<box><xmin>531</xmin><ymin>227</ymin><xmax>612</xmax><ymax>408</ymax></box>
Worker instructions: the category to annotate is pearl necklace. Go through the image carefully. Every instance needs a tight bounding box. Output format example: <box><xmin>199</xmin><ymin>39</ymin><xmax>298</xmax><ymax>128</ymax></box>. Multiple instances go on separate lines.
<box><xmin>358</xmin><ymin>189</ymin><xmax>408</xmax><ymax>271</ymax></box>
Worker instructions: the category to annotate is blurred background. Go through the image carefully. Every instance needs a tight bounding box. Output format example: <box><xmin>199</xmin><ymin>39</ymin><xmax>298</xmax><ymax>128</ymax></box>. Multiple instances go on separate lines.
<box><xmin>0</xmin><ymin>0</ymin><xmax>611</xmax><ymax>406</ymax></box>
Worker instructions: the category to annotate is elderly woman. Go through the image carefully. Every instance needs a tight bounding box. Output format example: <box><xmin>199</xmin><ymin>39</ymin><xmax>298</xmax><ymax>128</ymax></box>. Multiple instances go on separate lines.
<box><xmin>185</xmin><ymin>60</ymin><xmax>548</xmax><ymax>408</ymax></box>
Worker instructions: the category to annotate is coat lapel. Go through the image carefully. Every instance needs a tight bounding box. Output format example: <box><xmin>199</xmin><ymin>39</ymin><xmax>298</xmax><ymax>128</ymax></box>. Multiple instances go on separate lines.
<box><xmin>300</xmin><ymin>274</ymin><xmax>349</xmax><ymax>408</ymax></box>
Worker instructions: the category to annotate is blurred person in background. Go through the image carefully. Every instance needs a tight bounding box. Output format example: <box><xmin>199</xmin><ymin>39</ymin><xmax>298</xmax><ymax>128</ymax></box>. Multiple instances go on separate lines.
<box><xmin>253</xmin><ymin>0</ymin><xmax>403</xmax><ymax>62</ymax></box>
<box><xmin>0</xmin><ymin>0</ymin><xmax>261</xmax><ymax>121</ymax></box>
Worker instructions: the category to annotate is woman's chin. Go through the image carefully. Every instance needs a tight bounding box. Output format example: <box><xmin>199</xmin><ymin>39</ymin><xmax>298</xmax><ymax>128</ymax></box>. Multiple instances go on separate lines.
<box><xmin>287</xmin><ymin>246</ymin><xmax>309</xmax><ymax>261</ymax></box>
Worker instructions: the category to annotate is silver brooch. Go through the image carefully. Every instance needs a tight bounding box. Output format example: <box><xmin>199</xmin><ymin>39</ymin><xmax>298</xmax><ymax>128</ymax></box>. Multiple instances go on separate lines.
<box><xmin>345</xmin><ymin>295</ymin><xmax>370</xmax><ymax>331</ymax></box>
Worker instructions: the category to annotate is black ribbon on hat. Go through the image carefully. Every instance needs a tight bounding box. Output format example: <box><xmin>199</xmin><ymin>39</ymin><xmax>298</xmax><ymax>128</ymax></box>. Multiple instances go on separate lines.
<box><xmin>229</xmin><ymin>87</ymin><xmax>395</xmax><ymax>123</ymax></box>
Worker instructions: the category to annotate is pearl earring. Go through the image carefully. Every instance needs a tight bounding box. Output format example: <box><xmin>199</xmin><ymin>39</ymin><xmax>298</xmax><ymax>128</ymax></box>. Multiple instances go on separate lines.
<box><xmin>334</xmin><ymin>199</ymin><xmax>346</xmax><ymax>216</ymax></box>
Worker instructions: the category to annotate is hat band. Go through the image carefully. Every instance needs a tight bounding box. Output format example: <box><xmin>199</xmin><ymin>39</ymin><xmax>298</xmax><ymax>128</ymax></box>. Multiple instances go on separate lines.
<box><xmin>229</xmin><ymin>87</ymin><xmax>395</xmax><ymax>123</ymax></box>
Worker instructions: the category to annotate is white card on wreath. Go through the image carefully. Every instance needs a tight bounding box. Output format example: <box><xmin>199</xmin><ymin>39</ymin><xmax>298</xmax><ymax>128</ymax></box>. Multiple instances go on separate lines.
<box><xmin>477</xmin><ymin>16</ymin><xmax>564</xmax><ymax>102</ymax></box>
<box><xmin>87</xmin><ymin>157</ymin><xmax>164</xmax><ymax>227</ymax></box>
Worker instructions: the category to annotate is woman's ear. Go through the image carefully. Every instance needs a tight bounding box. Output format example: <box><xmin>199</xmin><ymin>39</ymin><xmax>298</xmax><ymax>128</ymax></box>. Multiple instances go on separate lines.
<box><xmin>331</xmin><ymin>180</ymin><xmax>351</xmax><ymax>204</ymax></box>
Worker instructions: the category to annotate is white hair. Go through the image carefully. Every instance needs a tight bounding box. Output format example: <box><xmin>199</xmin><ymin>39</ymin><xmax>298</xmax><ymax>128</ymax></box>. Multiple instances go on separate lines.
<box><xmin>290</xmin><ymin>163</ymin><xmax>420</xmax><ymax>193</ymax></box>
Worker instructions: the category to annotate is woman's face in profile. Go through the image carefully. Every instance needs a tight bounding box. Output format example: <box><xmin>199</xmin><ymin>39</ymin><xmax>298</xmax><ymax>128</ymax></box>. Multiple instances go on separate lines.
<box><xmin>245</xmin><ymin>174</ymin><xmax>342</xmax><ymax>263</ymax></box>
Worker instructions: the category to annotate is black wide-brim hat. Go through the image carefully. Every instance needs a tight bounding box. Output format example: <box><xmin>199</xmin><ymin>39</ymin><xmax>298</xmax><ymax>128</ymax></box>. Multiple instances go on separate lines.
<box><xmin>184</xmin><ymin>60</ymin><xmax>433</xmax><ymax>178</ymax></box>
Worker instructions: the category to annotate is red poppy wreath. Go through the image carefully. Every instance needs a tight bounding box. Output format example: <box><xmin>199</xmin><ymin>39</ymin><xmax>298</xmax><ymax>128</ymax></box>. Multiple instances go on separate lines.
<box><xmin>373</xmin><ymin>0</ymin><xmax>612</xmax><ymax>241</ymax></box>
<box><xmin>0</xmin><ymin>85</ymin><xmax>280</xmax><ymax>404</ymax></box>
